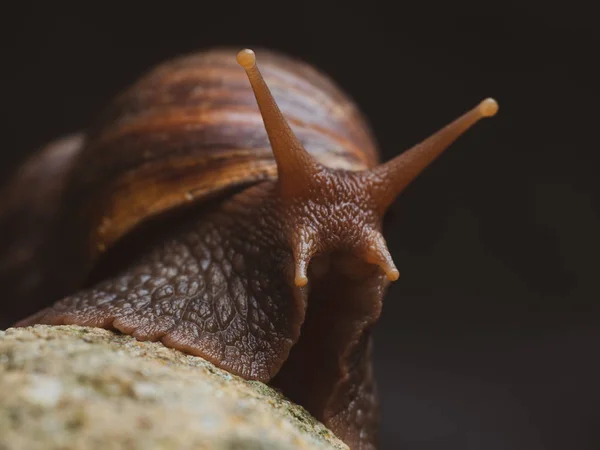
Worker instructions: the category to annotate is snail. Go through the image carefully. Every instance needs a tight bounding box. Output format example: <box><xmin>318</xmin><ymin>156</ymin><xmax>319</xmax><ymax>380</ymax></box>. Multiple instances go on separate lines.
<box><xmin>0</xmin><ymin>48</ymin><xmax>498</xmax><ymax>450</ymax></box>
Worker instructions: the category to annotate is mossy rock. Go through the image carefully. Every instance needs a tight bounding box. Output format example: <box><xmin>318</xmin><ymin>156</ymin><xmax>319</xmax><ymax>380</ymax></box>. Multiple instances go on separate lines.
<box><xmin>0</xmin><ymin>325</ymin><xmax>348</xmax><ymax>450</ymax></box>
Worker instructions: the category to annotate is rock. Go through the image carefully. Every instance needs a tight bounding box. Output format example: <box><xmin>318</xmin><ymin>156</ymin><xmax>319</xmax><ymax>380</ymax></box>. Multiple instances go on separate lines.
<box><xmin>0</xmin><ymin>325</ymin><xmax>348</xmax><ymax>450</ymax></box>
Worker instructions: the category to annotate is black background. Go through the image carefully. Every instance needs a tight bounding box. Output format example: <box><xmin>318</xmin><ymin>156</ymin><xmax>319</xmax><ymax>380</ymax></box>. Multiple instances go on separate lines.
<box><xmin>2</xmin><ymin>1</ymin><xmax>599</xmax><ymax>449</ymax></box>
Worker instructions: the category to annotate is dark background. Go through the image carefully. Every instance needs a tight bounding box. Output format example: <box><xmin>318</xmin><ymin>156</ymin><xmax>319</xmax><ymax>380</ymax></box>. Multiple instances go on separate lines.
<box><xmin>2</xmin><ymin>1</ymin><xmax>599</xmax><ymax>449</ymax></box>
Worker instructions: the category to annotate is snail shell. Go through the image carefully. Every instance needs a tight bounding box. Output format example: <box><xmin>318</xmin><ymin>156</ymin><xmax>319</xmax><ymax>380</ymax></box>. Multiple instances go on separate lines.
<box><xmin>72</xmin><ymin>48</ymin><xmax>378</xmax><ymax>260</ymax></box>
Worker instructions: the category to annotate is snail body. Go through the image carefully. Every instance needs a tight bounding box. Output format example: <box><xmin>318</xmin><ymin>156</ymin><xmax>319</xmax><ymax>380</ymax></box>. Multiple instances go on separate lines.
<box><xmin>0</xmin><ymin>48</ymin><xmax>498</xmax><ymax>450</ymax></box>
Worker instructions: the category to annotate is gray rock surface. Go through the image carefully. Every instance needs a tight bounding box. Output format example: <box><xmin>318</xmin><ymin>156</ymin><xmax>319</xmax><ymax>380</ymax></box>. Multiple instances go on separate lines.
<box><xmin>0</xmin><ymin>325</ymin><xmax>348</xmax><ymax>450</ymax></box>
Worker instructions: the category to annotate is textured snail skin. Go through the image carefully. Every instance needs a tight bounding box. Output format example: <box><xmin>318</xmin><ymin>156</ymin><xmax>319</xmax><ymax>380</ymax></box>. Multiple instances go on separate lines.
<box><xmin>2</xmin><ymin>48</ymin><xmax>497</xmax><ymax>450</ymax></box>
<box><xmin>21</xmin><ymin>179</ymin><xmax>386</xmax><ymax>448</ymax></box>
<box><xmin>4</xmin><ymin>49</ymin><xmax>384</xmax><ymax>450</ymax></box>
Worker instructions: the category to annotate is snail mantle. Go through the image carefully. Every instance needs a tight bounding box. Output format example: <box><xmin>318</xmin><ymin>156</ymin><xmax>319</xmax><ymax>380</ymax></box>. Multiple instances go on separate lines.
<box><xmin>0</xmin><ymin>325</ymin><xmax>348</xmax><ymax>450</ymax></box>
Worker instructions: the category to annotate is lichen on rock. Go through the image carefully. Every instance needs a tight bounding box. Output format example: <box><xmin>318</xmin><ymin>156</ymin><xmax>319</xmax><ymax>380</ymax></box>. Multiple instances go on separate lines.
<box><xmin>0</xmin><ymin>325</ymin><xmax>348</xmax><ymax>450</ymax></box>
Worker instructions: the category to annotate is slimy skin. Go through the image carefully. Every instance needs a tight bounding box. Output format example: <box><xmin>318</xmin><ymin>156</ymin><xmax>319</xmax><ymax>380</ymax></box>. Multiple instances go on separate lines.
<box><xmin>4</xmin><ymin>48</ymin><xmax>498</xmax><ymax>450</ymax></box>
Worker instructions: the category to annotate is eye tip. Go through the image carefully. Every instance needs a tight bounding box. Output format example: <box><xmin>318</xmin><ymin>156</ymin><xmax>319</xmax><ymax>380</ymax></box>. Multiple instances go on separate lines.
<box><xmin>237</xmin><ymin>48</ymin><xmax>256</xmax><ymax>69</ymax></box>
<box><xmin>386</xmin><ymin>267</ymin><xmax>400</xmax><ymax>281</ymax></box>
<box><xmin>294</xmin><ymin>275</ymin><xmax>309</xmax><ymax>287</ymax></box>
<box><xmin>479</xmin><ymin>97</ymin><xmax>499</xmax><ymax>117</ymax></box>
<box><xmin>293</xmin><ymin>255</ymin><xmax>311</xmax><ymax>287</ymax></box>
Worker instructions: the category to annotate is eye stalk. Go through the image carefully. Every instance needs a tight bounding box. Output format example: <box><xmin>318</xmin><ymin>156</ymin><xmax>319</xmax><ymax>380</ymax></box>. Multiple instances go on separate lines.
<box><xmin>368</xmin><ymin>97</ymin><xmax>499</xmax><ymax>212</ymax></box>
<box><xmin>359</xmin><ymin>230</ymin><xmax>400</xmax><ymax>282</ymax></box>
<box><xmin>237</xmin><ymin>48</ymin><xmax>498</xmax><ymax>287</ymax></box>
<box><xmin>237</xmin><ymin>48</ymin><xmax>321</xmax><ymax>198</ymax></box>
